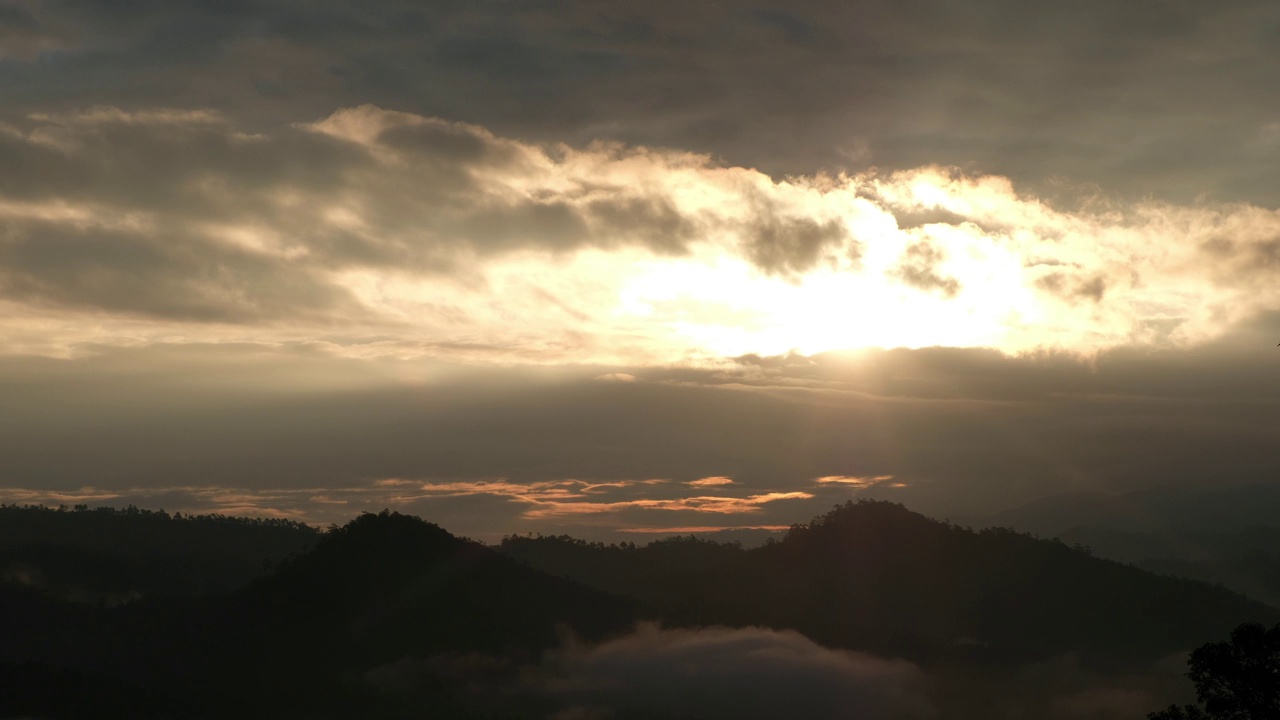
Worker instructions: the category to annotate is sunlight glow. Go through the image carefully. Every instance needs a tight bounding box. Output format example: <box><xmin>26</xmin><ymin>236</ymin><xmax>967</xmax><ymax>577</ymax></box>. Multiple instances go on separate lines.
<box><xmin>321</xmin><ymin>160</ymin><xmax>1280</xmax><ymax>364</ymax></box>
<box><xmin>618</xmin><ymin>254</ymin><xmax>1032</xmax><ymax>356</ymax></box>
<box><xmin>5</xmin><ymin>101</ymin><xmax>1275</xmax><ymax>365</ymax></box>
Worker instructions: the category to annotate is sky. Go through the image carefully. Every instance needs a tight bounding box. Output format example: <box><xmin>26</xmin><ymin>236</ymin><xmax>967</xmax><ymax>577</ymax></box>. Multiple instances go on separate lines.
<box><xmin>4</xmin><ymin>0</ymin><xmax>1280</xmax><ymax>541</ymax></box>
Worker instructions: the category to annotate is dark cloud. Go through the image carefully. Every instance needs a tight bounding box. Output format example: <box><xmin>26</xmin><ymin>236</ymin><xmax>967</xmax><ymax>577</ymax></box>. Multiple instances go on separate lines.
<box><xmin>376</xmin><ymin>118</ymin><xmax>529</xmax><ymax>173</ymax></box>
<box><xmin>890</xmin><ymin>206</ymin><xmax>975</xmax><ymax>231</ymax></box>
<box><xmin>0</xmin><ymin>218</ymin><xmax>359</xmax><ymax>321</ymax></box>
<box><xmin>1200</xmin><ymin>235</ymin><xmax>1280</xmax><ymax>282</ymax></box>
<box><xmin>539</xmin><ymin>624</ymin><xmax>933</xmax><ymax>720</ymax></box>
<box><xmin>0</xmin><ymin>2</ymin><xmax>75</xmax><ymax>60</ymax></box>
<box><xmin>0</xmin><ymin>106</ymin><xmax>859</xmax><ymax>321</ymax></box>
<box><xmin>891</xmin><ymin>241</ymin><xmax>960</xmax><ymax>296</ymax></box>
<box><xmin>1036</xmin><ymin>272</ymin><xmax>1108</xmax><ymax>303</ymax></box>
<box><xmin>5</xmin><ymin>0</ymin><xmax>1279</xmax><ymax>204</ymax></box>
<box><xmin>0</xmin><ymin>107</ymin><xmax>362</xmax><ymax>212</ymax></box>
<box><xmin>583</xmin><ymin>196</ymin><xmax>699</xmax><ymax>255</ymax></box>
<box><xmin>741</xmin><ymin>209</ymin><xmax>852</xmax><ymax>276</ymax></box>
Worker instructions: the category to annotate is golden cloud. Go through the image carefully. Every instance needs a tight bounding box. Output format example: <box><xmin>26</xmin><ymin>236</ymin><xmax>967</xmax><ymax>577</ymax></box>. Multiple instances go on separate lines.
<box><xmin>7</xmin><ymin>107</ymin><xmax>1280</xmax><ymax>363</ymax></box>
<box><xmin>815</xmin><ymin>475</ymin><xmax>896</xmax><ymax>487</ymax></box>
<box><xmin>686</xmin><ymin>476</ymin><xmax>736</xmax><ymax>487</ymax></box>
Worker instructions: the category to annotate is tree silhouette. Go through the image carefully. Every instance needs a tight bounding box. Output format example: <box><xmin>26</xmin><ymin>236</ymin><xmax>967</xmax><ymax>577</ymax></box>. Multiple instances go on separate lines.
<box><xmin>1149</xmin><ymin>622</ymin><xmax>1280</xmax><ymax>719</ymax></box>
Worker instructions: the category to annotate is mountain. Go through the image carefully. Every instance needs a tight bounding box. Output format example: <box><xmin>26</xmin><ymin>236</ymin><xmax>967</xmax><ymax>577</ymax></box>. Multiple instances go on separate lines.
<box><xmin>0</xmin><ymin>510</ymin><xmax>642</xmax><ymax>719</ymax></box>
<box><xmin>0</xmin><ymin>504</ymin><xmax>322</xmax><ymax>601</ymax></box>
<box><xmin>502</xmin><ymin>500</ymin><xmax>1277</xmax><ymax>666</ymax></box>
<box><xmin>5</xmin><ymin>501</ymin><xmax>1275</xmax><ymax>719</ymax></box>
<box><xmin>984</xmin><ymin>482</ymin><xmax>1280</xmax><ymax>537</ymax></box>
<box><xmin>984</xmin><ymin>482</ymin><xmax>1280</xmax><ymax>607</ymax></box>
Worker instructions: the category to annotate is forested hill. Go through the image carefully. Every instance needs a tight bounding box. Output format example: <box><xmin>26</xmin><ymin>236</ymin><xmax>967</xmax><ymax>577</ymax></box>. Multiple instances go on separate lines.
<box><xmin>5</xmin><ymin>499</ymin><xmax>1270</xmax><ymax>673</ymax></box>
<box><xmin>0</xmin><ymin>510</ymin><xmax>641</xmax><ymax>719</ymax></box>
<box><xmin>501</xmin><ymin>499</ymin><xmax>1279</xmax><ymax>666</ymax></box>
<box><xmin>0</xmin><ymin>504</ymin><xmax>321</xmax><ymax>599</ymax></box>
<box><xmin>190</xmin><ymin>511</ymin><xmax>642</xmax><ymax>717</ymax></box>
<box><xmin>3</xmin><ymin>501</ymin><xmax>1277</xmax><ymax>718</ymax></box>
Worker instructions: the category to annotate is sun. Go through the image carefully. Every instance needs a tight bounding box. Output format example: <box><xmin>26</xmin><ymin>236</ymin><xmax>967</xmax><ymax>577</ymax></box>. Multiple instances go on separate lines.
<box><xmin>616</xmin><ymin>238</ymin><xmax>1040</xmax><ymax>357</ymax></box>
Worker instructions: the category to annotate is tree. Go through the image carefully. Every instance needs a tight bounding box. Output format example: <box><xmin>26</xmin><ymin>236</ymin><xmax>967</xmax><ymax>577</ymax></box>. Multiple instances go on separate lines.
<box><xmin>1149</xmin><ymin>622</ymin><xmax>1280</xmax><ymax>719</ymax></box>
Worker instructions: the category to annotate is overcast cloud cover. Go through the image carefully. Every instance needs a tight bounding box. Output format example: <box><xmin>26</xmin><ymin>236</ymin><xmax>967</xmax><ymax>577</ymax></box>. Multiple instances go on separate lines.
<box><xmin>7</xmin><ymin>0</ymin><xmax>1280</xmax><ymax>203</ymax></box>
<box><xmin>4</xmin><ymin>0</ymin><xmax>1280</xmax><ymax>536</ymax></box>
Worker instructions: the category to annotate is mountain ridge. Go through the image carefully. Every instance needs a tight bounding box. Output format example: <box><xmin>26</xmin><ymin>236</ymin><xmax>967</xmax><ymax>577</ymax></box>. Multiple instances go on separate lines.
<box><xmin>2</xmin><ymin>501</ymin><xmax>1274</xmax><ymax>718</ymax></box>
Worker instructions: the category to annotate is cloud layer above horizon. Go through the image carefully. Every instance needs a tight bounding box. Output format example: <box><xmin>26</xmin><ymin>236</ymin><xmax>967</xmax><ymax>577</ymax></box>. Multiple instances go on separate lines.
<box><xmin>5</xmin><ymin>336</ymin><xmax>1280</xmax><ymax>539</ymax></box>
<box><xmin>5</xmin><ymin>105</ymin><xmax>1280</xmax><ymax>365</ymax></box>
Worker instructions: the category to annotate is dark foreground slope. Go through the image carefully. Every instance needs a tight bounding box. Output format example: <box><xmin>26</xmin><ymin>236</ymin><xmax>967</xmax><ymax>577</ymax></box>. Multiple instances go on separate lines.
<box><xmin>0</xmin><ymin>511</ymin><xmax>640</xmax><ymax>719</ymax></box>
<box><xmin>502</xmin><ymin>500</ymin><xmax>1277</xmax><ymax>667</ymax></box>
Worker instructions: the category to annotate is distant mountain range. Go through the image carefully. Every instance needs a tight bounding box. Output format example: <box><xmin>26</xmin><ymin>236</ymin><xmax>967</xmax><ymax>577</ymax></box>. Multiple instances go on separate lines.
<box><xmin>984</xmin><ymin>481</ymin><xmax>1280</xmax><ymax>536</ymax></box>
<box><xmin>1</xmin><ymin>500</ymin><xmax>1273</xmax><ymax>718</ymax></box>
<box><xmin>979</xmin><ymin>481</ymin><xmax>1280</xmax><ymax>608</ymax></box>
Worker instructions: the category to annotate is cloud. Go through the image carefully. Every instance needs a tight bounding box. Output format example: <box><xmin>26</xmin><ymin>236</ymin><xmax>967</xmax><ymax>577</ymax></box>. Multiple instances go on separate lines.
<box><xmin>520</xmin><ymin>492</ymin><xmax>816</xmax><ymax>519</ymax></box>
<box><xmin>538</xmin><ymin>624</ymin><xmax>934</xmax><ymax>720</ymax></box>
<box><xmin>686</xmin><ymin>476</ymin><xmax>734</xmax><ymax>487</ymax></box>
<box><xmin>0</xmin><ymin>473</ymin><xmax>820</xmax><ymax>538</ymax></box>
<box><xmin>0</xmin><ymin>484</ymin><xmax>337</xmax><ymax>523</ymax></box>
<box><xmin>1036</xmin><ymin>272</ymin><xmax>1108</xmax><ymax>303</ymax></box>
<box><xmin>816</xmin><ymin>475</ymin><xmax>896</xmax><ymax>487</ymax></box>
<box><xmin>0</xmin><ymin>105</ymin><xmax>856</xmax><ymax>346</ymax></box>
<box><xmin>0</xmin><ymin>3</ymin><xmax>74</xmax><ymax>61</ymax></box>
<box><xmin>9</xmin><ymin>330</ymin><xmax>1280</xmax><ymax>536</ymax></box>
<box><xmin>0</xmin><ymin>486</ymin><xmax>123</xmax><ymax>504</ymax></box>
<box><xmin>740</xmin><ymin>204</ymin><xmax>852</xmax><ymax>276</ymax></box>
<box><xmin>6</xmin><ymin>106</ymin><xmax>1280</xmax><ymax>361</ymax></box>
<box><xmin>35</xmin><ymin>113</ymin><xmax>1280</xmax><ymax>366</ymax></box>
<box><xmin>890</xmin><ymin>240</ymin><xmax>961</xmax><ymax>297</ymax></box>
<box><xmin>364</xmin><ymin>630</ymin><xmax>1189</xmax><ymax>718</ymax></box>
<box><xmin>9</xmin><ymin>0</ymin><xmax>1280</xmax><ymax>210</ymax></box>
<box><xmin>594</xmin><ymin>373</ymin><xmax>637</xmax><ymax>383</ymax></box>
<box><xmin>389</xmin><ymin>479</ymin><xmax>813</xmax><ymax>520</ymax></box>
<box><xmin>0</xmin><ymin>217</ymin><xmax>360</xmax><ymax>322</ymax></box>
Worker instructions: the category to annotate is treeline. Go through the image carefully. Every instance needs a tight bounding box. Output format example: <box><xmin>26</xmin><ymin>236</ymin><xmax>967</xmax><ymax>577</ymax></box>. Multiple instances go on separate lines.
<box><xmin>1</xmin><ymin>501</ymin><xmax>1276</xmax><ymax>718</ymax></box>
<box><xmin>502</xmin><ymin>499</ymin><xmax>1277</xmax><ymax>667</ymax></box>
<box><xmin>0</xmin><ymin>502</ymin><xmax>315</xmax><ymax>530</ymax></box>
<box><xmin>0</xmin><ymin>503</ymin><xmax>321</xmax><ymax>600</ymax></box>
<box><xmin>0</xmin><ymin>510</ymin><xmax>639</xmax><ymax>720</ymax></box>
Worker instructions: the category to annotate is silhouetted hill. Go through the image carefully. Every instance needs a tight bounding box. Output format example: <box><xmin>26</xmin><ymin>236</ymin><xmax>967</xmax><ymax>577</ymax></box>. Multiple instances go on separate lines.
<box><xmin>503</xmin><ymin>500</ymin><xmax>1277</xmax><ymax>667</ymax></box>
<box><xmin>1</xmin><ymin>510</ymin><xmax>641</xmax><ymax>719</ymax></box>
<box><xmin>230</xmin><ymin>510</ymin><xmax>641</xmax><ymax>659</ymax></box>
<box><xmin>6</xmin><ymin>502</ymin><xmax>1272</xmax><ymax>719</ymax></box>
<box><xmin>0</xmin><ymin>504</ymin><xmax>321</xmax><ymax>601</ymax></box>
<box><xmin>218</xmin><ymin>512</ymin><xmax>641</xmax><ymax>715</ymax></box>
<box><xmin>500</xmin><ymin>532</ymin><xmax>750</xmax><ymax>617</ymax></box>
